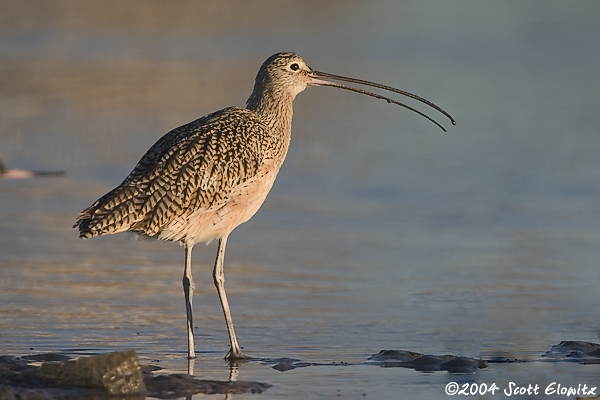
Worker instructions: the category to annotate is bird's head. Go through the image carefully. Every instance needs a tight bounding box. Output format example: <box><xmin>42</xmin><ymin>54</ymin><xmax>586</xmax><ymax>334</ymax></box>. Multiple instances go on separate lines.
<box><xmin>247</xmin><ymin>52</ymin><xmax>456</xmax><ymax>131</ymax></box>
<box><xmin>248</xmin><ymin>52</ymin><xmax>314</xmax><ymax>106</ymax></box>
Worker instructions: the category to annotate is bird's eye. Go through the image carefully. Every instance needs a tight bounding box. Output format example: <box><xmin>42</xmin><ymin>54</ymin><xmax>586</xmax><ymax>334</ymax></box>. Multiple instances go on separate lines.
<box><xmin>290</xmin><ymin>63</ymin><xmax>300</xmax><ymax>71</ymax></box>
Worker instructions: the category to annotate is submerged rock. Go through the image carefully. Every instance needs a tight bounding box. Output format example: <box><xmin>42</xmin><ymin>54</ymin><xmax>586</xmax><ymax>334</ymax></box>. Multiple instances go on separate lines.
<box><xmin>369</xmin><ymin>350</ymin><xmax>487</xmax><ymax>373</ymax></box>
<box><xmin>439</xmin><ymin>356</ymin><xmax>485</xmax><ymax>373</ymax></box>
<box><xmin>542</xmin><ymin>341</ymin><xmax>600</xmax><ymax>364</ymax></box>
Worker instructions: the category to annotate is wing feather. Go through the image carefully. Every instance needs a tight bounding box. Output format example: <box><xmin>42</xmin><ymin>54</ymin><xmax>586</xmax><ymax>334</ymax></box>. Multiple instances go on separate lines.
<box><xmin>74</xmin><ymin>107</ymin><xmax>270</xmax><ymax>239</ymax></box>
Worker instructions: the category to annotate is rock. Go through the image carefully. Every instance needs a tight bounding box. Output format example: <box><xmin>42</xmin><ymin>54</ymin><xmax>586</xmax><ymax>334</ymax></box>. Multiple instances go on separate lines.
<box><xmin>1</xmin><ymin>351</ymin><xmax>145</xmax><ymax>398</ymax></box>
<box><xmin>369</xmin><ymin>350</ymin><xmax>487</xmax><ymax>372</ymax></box>
<box><xmin>35</xmin><ymin>350</ymin><xmax>145</xmax><ymax>396</ymax></box>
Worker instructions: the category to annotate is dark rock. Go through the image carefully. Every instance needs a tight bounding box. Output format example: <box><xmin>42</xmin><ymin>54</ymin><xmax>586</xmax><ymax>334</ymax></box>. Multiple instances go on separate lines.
<box><xmin>441</xmin><ymin>357</ymin><xmax>487</xmax><ymax>373</ymax></box>
<box><xmin>543</xmin><ymin>341</ymin><xmax>600</xmax><ymax>364</ymax></box>
<box><xmin>552</xmin><ymin>341</ymin><xmax>600</xmax><ymax>353</ymax></box>
<box><xmin>401</xmin><ymin>355</ymin><xmax>452</xmax><ymax>372</ymax></box>
<box><xmin>272</xmin><ymin>362</ymin><xmax>296</xmax><ymax>372</ymax></box>
<box><xmin>369</xmin><ymin>350</ymin><xmax>423</xmax><ymax>362</ymax></box>
<box><xmin>369</xmin><ymin>350</ymin><xmax>486</xmax><ymax>373</ymax></box>
<box><xmin>0</xmin><ymin>350</ymin><xmax>145</xmax><ymax>398</ymax></box>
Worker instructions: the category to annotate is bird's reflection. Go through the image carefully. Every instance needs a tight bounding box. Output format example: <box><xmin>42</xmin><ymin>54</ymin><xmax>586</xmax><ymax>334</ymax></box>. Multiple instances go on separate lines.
<box><xmin>186</xmin><ymin>356</ymin><xmax>253</xmax><ymax>400</ymax></box>
<box><xmin>224</xmin><ymin>362</ymin><xmax>240</xmax><ymax>400</ymax></box>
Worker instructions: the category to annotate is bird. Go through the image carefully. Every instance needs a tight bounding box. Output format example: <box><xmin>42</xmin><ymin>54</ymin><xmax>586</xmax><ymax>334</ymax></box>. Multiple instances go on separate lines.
<box><xmin>0</xmin><ymin>159</ymin><xmax>64</xmax><ymax>179</ymax></box>
<box><xmin>74</xmin><ymin>52</ymin><xmax>455</xmax><ymax>361</ymax></box>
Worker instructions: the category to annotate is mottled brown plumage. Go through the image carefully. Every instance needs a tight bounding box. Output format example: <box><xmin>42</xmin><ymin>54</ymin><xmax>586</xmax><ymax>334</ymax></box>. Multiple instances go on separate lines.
<box><xmin>76</xmin><ymin>108</ymin><xmax>278</xmax><ymax>242</ymax></box>
<box><xmin>76</xmin><ymin>53</ymin><xmax>302</xmax><ymax>244</ymax></box>
<box><xmin>74</xmin><ymin>52</ymin><xmax>455</xmax><ymax>362</ymax></box>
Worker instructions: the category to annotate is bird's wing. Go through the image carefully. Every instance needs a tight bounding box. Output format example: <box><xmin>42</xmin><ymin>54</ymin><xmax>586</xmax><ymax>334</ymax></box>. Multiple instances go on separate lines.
<box><xmin>74</xmin><ymin>107</ymin><xmax>270</xmax><ymax>238</ymax></box>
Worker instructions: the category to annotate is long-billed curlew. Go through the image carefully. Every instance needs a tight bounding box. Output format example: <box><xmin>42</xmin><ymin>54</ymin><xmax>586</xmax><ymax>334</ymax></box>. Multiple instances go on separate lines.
<box><xmin>74</xmin><ymin>52</ymin><xmax>455</xmax><ymax>361</ymax></box>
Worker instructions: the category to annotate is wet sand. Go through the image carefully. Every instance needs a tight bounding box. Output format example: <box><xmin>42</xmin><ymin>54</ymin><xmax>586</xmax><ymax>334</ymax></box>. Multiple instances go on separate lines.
<box><xmin>2</xmin><ymin>1</ymin><xmax>600</xmax><ymax>399</ymax></box>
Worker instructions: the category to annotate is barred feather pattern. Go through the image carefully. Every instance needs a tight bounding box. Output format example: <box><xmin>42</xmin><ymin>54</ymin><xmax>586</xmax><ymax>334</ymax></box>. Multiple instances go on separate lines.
<box><xmin>75</xmin><ymin>52</ymin><xmax>315</xmax><ymax>248</ymax></box>
<box><xmin>74</xmin><ymin>106</ymin><xmax>290</xmax><ymax>244</ymax></box>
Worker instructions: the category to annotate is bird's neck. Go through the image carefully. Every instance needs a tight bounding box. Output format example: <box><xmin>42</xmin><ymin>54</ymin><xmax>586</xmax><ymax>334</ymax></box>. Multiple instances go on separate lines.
<box><xmin>246</xmin><ymin>88</ymin><xmax>294</xmax><ymax>148</ymax></box>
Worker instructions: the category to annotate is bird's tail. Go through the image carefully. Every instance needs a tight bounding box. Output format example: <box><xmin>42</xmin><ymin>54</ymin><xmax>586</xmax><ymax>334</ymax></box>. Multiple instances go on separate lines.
<box><xmin>73</xmin><ymin>184</ymin><xmax>144</xmax><ymax>239</ymax></box>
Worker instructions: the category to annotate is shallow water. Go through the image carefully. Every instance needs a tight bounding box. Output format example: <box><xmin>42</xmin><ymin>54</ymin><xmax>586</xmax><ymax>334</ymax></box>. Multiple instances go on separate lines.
<box><xmin>2</xmin><ymin>1</ymin><xmax>600</xmax><ymax>398</ymax></box>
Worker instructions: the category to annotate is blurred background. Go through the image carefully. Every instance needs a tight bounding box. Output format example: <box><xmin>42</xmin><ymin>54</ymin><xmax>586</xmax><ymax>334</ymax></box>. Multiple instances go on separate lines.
<box><xmin>1</xmin><ymin>1</ymin><xmax>600</xmax><ymax>398</ymax></box>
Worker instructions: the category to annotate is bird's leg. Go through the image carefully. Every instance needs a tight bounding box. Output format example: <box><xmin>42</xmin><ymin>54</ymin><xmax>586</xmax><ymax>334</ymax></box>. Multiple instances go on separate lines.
<box><xmin>213</xmin><ymin>236</ymin><xmax>247</xmax><ymax>360</ymax></box>
<box><xmin>183</xmin><ymin>243</ymin><xmax>196</xmax><ymax>360</ymax></box>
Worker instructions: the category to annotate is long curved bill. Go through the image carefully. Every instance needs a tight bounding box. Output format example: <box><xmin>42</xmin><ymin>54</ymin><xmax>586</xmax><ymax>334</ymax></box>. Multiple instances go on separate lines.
<box><xmin>308</xmin><ymin>70</ymin><xmax>456</xmax><ymax>132</ymax></box>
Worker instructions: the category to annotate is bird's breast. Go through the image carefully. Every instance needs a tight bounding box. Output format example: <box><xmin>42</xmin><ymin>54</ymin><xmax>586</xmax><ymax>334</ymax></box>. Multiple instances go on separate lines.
<box><xmin>159</xmin><ymin>156</ymin><xmax>282</xmax><ymax>245</ymax></box>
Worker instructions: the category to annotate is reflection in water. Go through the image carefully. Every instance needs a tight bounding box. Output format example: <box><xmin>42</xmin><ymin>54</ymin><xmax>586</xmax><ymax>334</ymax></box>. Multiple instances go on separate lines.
<box><xmin>225</xmin><ymin>362</ymin><xmax>239</xmax><ymax>400</ymax></box>
<box><xmin>188</xmin><ymin>355</ymin><xmax>194</xmax><ymax>376</ymax></box>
